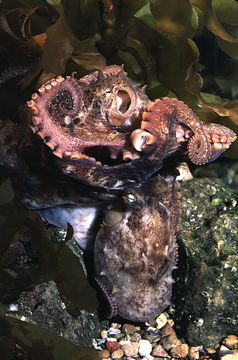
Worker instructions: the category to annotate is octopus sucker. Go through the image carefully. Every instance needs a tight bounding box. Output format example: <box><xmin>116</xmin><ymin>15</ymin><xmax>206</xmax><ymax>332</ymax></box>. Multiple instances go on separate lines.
<box><xmin>95</xmin><ymin>276</ymin><xmax>118</xmax><ymax>318</ymax></box>
<box><xmin>187</xmin><ymin>132</ymin><xmax>212</xmax><ymax>165</ymax></box>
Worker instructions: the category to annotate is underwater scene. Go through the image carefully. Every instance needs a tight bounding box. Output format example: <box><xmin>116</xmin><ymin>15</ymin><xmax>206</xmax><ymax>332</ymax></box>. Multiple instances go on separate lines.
<box><xmin>0</xmin><ymin>1</ymin><xmax>237</xmax><ymax>359</ymax></box>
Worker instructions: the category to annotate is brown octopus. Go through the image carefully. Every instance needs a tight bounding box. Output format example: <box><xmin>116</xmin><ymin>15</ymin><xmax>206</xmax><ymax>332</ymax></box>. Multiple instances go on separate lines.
<box><xmin>0</xmin><ymin>65</ymin><xmax>236</xmax><ymax>323</ymax></box>
<box><xmin>26</xmin><ymin>65</ymin><xmax>236</xmax><ymax>189</ymax></box>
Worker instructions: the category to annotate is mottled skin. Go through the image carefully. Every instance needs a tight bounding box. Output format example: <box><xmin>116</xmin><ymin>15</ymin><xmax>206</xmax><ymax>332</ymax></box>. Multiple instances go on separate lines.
<box><xmin>26</xmin><ymin>66</ymin><xmax>236</xmax><ymax>189</ymax></box>
<box><xmin>134</xmin><ymin>98</ymin><xmax>236</xmax><ymax>165</ymax></box>
<box><xmin>94</xmin><ymin>176</ymin><xmax>180</xmax><ymax>323</ymax></box>
<box><xmin>0</xmin><ymin>65</ymin><xmax>236</xmax><ymax>323</ymax></box>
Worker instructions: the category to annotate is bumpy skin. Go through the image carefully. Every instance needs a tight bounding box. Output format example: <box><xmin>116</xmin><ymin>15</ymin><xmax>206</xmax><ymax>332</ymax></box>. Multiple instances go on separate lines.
<box><xmin>134</xmin><ymin>98</ymin><xmax>237</xmax><ymax>165</ymax></box>
<box><xmin>0</xmin><ymin>65</ymin><xmax>236</xmax><ymax>323</ymax></box>
<box><xmin>26</xmin><ymin>68</ymin><xmax>236</xmax><ymax>188</ymax></box>
<box><xmin>27</xmin><ymin>65</ymin><xmax>153</xmax><ymax>189</ymax></box>
<box><xmin>94</xmin><ymin>176</ymin><xmax>180</xmax><ymax>323</ymax></box>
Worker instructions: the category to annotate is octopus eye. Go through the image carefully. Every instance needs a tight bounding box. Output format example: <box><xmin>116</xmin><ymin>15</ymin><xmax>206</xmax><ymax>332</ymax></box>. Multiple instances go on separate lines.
<box><xmin>104</xmin><ymin>210</ymin><xmax>123</xmax><ymax>226</ymax></box>
<box><xmin>124</xmin><ymin>193</ymin><xmax>137</xmax><ymax>204</ymax></box>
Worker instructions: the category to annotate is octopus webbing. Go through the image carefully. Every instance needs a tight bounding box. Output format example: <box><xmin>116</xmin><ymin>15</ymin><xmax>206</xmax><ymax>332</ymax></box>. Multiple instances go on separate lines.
<box><xmin>0</xmin><ymin>65</ymin><xmax>236</xmax><ymax>323</ymax></box>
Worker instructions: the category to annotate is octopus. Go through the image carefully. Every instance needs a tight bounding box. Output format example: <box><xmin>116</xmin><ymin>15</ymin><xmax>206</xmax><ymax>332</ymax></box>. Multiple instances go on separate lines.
<box><xmin>0</xmin><ymin>65</ymin><xmax>236</xmax><ymax>323</ymax></box>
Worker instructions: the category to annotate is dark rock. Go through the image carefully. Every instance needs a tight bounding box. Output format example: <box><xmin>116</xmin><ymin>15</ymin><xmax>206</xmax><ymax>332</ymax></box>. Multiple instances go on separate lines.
<box><xmin>172</xmin><ymin>178</ymin><xmax>238</xmax><ymax>347</ymax></box>
<box><xmin>7</xmin><ymin>280</ymin><xmax>108</xmax><ymax>347</ymax></box>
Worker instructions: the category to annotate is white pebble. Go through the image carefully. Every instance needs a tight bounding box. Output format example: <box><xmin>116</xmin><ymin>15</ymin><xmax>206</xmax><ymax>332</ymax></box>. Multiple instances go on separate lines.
<box><xmin>139</xmin><ymin>339</ymin><xmax>152</xmax><ymax>357</ymax></box>
<box><xmin>156</xmin><ymin>313</ymin><xmax>167</xmax><ymax>329</ymax></box>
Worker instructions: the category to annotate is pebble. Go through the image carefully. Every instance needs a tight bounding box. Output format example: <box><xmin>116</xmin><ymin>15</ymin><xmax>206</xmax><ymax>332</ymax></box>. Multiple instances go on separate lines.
<box><xmin>156</xmin><ymin>313</ymin><xmax>168</xmax><ymax>329</ymax></box>
<box><xmin>106</xmin><ymin>341</ymin><xmax>120</xmax><ymax>353</ymax></box>
<box><xmin>220</xmin><ymin>345</ymin><xmax>238</xmax><ymax>360</ymax></box>
<box><xmin>144</xmin><ymin>333</ymin><xmax>161</xmax><ymax>343</ymax></box>
<box><xmin>98</xmin><ymin>349</ymin><xmax>110</xmax><ymax>359</ymax></box>
<box><xmin>111</xmin><ymin>348</ymin><xmax>124</xmax><ymax>359</ymax></box>
<box><xmin>121</xmin><ymin>342</ymin><xmax>140</xmax><ymax>357</ymax></box>
<box><xmin>223</xmin><ymin>335</ymin><xmax>238</xmax><ymax>350</ymax></box>
<box><xmin>161</xmin><ymin>323</ymin><xmax>177</xmax><ymax>337</ymax></box>
<box><xmin>122</xmin><ymin>323</ymin><xmax>137</xmax><ymax>335</ymax></box>
<box><xmin>139</xmin><ymin>339</ymin><xmax>153</xmax><ymax>356</ymax></box>
<box><xmin>188</xmin><ymin>346</ymin><xmax>203</xmax><ymax>360</ymax></box>
<box><xmin>170</xmin><ymin>343</ymin><xmax>189</xmax><ymax>358</ymax></box>
<box><xmin>101</xmin><ymin>330</ymin><xmax>108</xmax><ymax>339</ymax></box>
<box><xmin>159</xmin><ymin>334</ymin><xmax>181</xmax><ymax>351</ymax></box>
<box><xmin>152</xmin><ymin>344</ymin><xmax>170</xmax><ymax>357</ymax></box>
<box><xmin>128</xmin><ymin>332</ymin><xmax>142</xmax><ymax>342</ymax></box>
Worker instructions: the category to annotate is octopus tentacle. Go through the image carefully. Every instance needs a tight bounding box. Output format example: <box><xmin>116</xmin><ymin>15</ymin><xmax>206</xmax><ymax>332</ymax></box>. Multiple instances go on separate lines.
<box><xmin>95</xmin><ymin>276</ymin><xmax>118</xmax><ymax>318</ymax></box>
<box><xmin>138</xmin><ymin>97</ymin><xmax>215</xmax><ymax>164</ymax></box>
<box><xmin>27</xmin><ymin>75</ymin><xmax>85</xmax><ymax>157</ymax></box>
<box><xmin>188</xmin><ymin>132</ymin><xmax>212</xmax><ymax>165</ymax></box>
<box><xmin>202</xmin><ymin>123</ymin><xmax>237</xmax><ymax>162</ymax></box>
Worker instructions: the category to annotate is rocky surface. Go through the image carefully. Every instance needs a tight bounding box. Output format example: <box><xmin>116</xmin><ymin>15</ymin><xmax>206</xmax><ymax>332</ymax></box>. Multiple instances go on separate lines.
<box><xmin>172</xmin><ymin>177</ymin><xmax>238</xmax><ymax>346</ymax></box>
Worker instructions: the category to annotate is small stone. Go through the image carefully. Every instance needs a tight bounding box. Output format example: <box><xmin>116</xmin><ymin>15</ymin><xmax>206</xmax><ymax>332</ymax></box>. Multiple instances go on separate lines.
<box><xmin>188</xmin><ymin>346</ymin><xmax>203</xmax><ymax>360</ymax></box>
<box><xmin>220</xmin><ymin>345</ymin><xmax>238</xmax><ymax>360</ymax></box>
<box><xmin>122</xmin><ymin>323</ymin><xmax>137</xmax><ymax>335</ymax></box>
<box><xmin>101</xmin><ymin>330</ymin><xmax>108</xmax><ymax>339</ymax></box>
<box><xmin>106</xmin><ymin>341</ymin><xmax>120</xmax><ymax>353</ymax></box>
<box><xmin>98</xmin><ymin>349</ymin><xmax>110</xmax><ymax>359</ymax></box>
<box><xmin>128</xmin><ymin>332</ymin><xmax>142</xmax><ymax>342</ymax></box>
<box><xmin>144</xmin><ymin>333</ymin><xmax>161</xmax><ymax>343</ymax></box>
<box><xmin>159</xmin><ymin>334</ymin><xmax>181</xmax><ymax>351</ymax></box>
<box><xmin>206</xmin><ymin>347</ymin><xmax>216</xmax><ymax>354</ymax></box>
<box><xmin>152</xmin><ymin>344</ymin><xmax>169</xmax><ymax>357</ymax></box>
<box><xmin>223</xmin><ymin>335</ymin><xmax>238</xmax><ymax>350</ymax></box>
<box><xmin>156</xmin><ymin>313</ymin><xmax>168</xmax><ymax>329</ymax></box>
<box><xmin>111</xmin><ymin>348</ymin><xmax>124</xmax><ymax>359</ymax></box>
<box><xmin>139</xmin><ymin>339</ymin><xmax>153</xmax><ymax>356</ymax></box>
<box><xmin>121</xmin><ymin>342</ymin><xmax>139</xmax><ymax>357</ymax></box>
<box><xmin>170</xmin><ymin>343</ymin><xmax>189</xmax><ymax>358</ymax></box>
<box><xmin>161</xmin><ymin>323</ymin><xmax>177</xmax><ymax>337</ymax></box>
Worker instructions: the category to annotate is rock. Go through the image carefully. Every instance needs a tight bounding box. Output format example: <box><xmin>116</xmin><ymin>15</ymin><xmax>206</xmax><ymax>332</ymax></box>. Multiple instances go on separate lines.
<box><xmin>106</xmin><ymin>341</ymin><xmax>120</xmax><ymax>353</ymax></box>
<box><xmin>101</xmin><ymin>330</ymin><xmax>108</xmax><ymax>339</ymax></box>
<box><xmin>7</xmin><ymin>280</ymin><xmax>108</xmax><ymax>347</ymax></box>
<box><xmin>98</xmin><ymin>349</ymin><xmax>110</xmax><ymax>359</ymax></box>
<box><xmin>156</xmin><ymin>313</ymin><xmax>168</xmax><ymax>329</ymax></box>
<box><xmin>121</xmin><ymin>342</ymin><xmax>139</xmax><ymax>357</ymax></box>
<box><xmin>139</xmin><ymin>339</ymin><xmax>153</xmax><ymax>356</ymax></box>
<box><xmin>111</xmin><ymin>348</ymin><xmax>124</xmax><ymax>359</ymax></box>
<box><xmin>122</xmin><ymin>323</ymin><xmax>137</xmax><ymax>335</ymax></box>
<box><xmin>170</xmin><ymin>343</ymin><xmax>189</xmax><ymax>358</ymax></box>
<box><xmin>223</xmin><ymin>335</ymin><xmax>238</xmax><ymax>350</ymax></box>
<box><xmin>144</xmin><ymin>332</ymin><xmax>161</xmax><ymax>343</ymax></box>
<box><xmin>188</xmin><ymin>346</ymin><xmax>203</xmax><ymax>359</ymax></box>
<box><xmin>152</xmin><ymin>344</ymin><xmax>170</xmax><ymax>357</ymax></box>
<box><xmin>161</xmin><ymin>323</ymin><xmax>177</xmax><ymax>337</ymax></box>
<box><xmin>159</xmin><ymin>334</ymin><xmax>181</xmax><ymax>351</ymax></box>
<box><xmin>220</xmin><ymin>345</ymin><xmax>238</xmax><ymax>360</ymax></box>
<box><xmin>172</xmin><ymin>178</ymin><xmax>238</xmax><ymax>347</ymax></box>
<box><xmin>128</xmin><ymin>332</ymin><xmax>142</xmax><ymax>342</ymax></box>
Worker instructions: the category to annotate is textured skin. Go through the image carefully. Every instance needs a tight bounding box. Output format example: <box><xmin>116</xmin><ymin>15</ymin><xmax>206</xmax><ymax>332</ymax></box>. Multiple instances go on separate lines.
<box><xmin>0</xmin><ymin>65</ymin><xmax>236</xmax><ymax>323</ymax></box>
<box><xmin>94</xmin><ymin>176</ymin><xmax>180</xmax><ymax>323</ymax></box>
<box><xmin>139</xmin><ymin>98</ymin><xmax>237</xmax><ymax>165</ymax></box>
